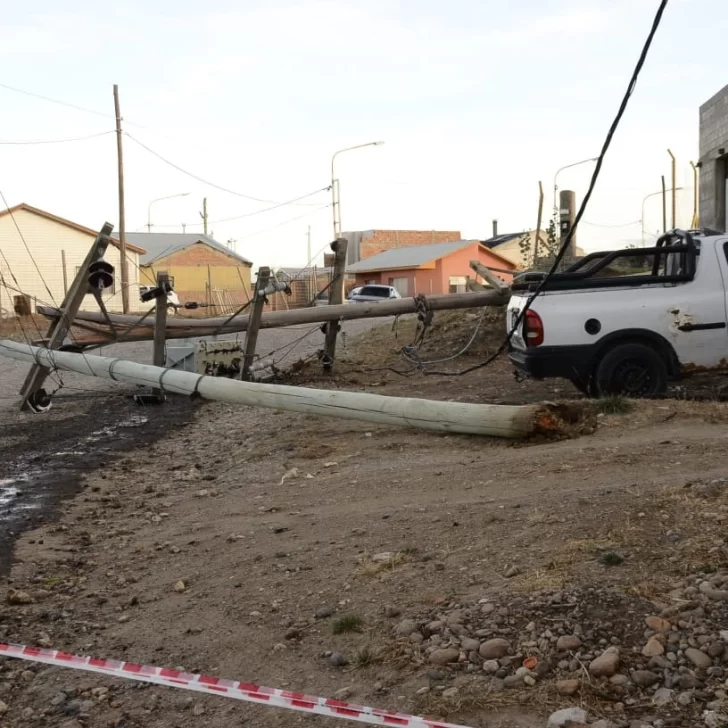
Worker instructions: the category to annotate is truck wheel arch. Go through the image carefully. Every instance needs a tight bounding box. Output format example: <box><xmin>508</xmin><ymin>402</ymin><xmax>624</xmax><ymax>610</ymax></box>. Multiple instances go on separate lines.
<box><xmin>591</xmin><ymin>329</ymin><xmax>680</xmax><ymax>378</ymax></box>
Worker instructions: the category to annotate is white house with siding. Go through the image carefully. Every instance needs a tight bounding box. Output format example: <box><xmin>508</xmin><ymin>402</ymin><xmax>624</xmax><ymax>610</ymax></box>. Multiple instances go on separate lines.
<box><xmin>0</xmin><ymin>204</ymin><xmax>145</xmax><ymax>316</ymax></box>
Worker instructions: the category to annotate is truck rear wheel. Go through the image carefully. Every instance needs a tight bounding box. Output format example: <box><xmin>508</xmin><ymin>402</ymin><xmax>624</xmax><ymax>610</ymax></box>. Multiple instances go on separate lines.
<box><xmin>594</xmin><ymin>342</ymin><xmax>667</xmax><ymax>398</ymax></box>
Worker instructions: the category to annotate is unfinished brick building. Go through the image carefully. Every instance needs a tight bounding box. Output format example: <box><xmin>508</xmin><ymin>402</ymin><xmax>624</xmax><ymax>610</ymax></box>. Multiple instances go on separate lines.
<box><xmin>341</xmin><ymin>230</ymin><xmax>462</xmax><ymax>265</ymax></box>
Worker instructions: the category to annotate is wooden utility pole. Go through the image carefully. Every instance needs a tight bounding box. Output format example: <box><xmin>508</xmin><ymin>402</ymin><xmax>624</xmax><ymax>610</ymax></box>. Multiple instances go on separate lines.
<box><xmin>558</xmin><ymin>190</ymin><xmax>576</xmax><ymax>259</ymax></box>
<box><xmin>152</xmin><ymin>272</ymin><xmax>169</xmax><ymax>399</ymax></box>
<box><xmin>241</xmin><ymin>266</ymin><xmax>270</xmax><ymax>380</ymax></box>
<box><xmin>661</xmin><ymin>175</ymin><xmax>667</xmax><ymax>233</ymax></box>
<box><xmin>690</xmin><ymin>161</ymin><xmax>699</xmax><ymax>228</ymax></box>
<box><xmin>36</xmin><ymin>289</ymin><xmax>510</xmax><ymax>347</ymax></box>
<box><xmin>533</xmin><ymin>181</ymin><xmax>544</xmax><ymax>265</ymax></box>
<box><xmin>201</xmin><ymin>198</ymin><xmax>208</xmax><ymax>235</ymax></box>
<box><xmin>113</xmin><ymin>85</ymin><xmax>130</xmax><ymax>314</ymax></box>
<box><xmin>18</xmin><ymin>223</ymin><xmax>113</xmax><ymax>411</ymax></box>
<box><xmin>322</xmin><ymin>237</ymin><xmax>348</xmax><ymax>371</ymax></box>
<box><xmin>667</xmin><ymin>149</ymin><xmax>677</xmax><ymax>229</ymax></box>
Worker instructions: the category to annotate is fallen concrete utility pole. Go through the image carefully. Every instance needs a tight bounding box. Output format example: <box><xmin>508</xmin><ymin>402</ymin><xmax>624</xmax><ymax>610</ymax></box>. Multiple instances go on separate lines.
<box><xmin>0</xmin><ymin>340</ymin><xmax>556</xmax><ymax>439</ymax></box>
<box><xmin>35</xmin><ymin>290</ymin><xmax>509</xmax><ymax>347</ymax></box>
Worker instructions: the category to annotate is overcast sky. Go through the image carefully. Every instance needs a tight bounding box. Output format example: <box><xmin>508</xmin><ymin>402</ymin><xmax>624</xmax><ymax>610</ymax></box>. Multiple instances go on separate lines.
<box><xmin>1</xmin><ymin>0</ymin><xmax>724</xmax><ymax>266</ymax></box>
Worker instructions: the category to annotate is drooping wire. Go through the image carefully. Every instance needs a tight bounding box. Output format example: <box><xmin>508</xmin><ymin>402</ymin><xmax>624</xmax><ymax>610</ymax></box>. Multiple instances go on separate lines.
<box><xmin>582</xmin><ymin>219</ymin><xmax>641</xmax><ymax>228</ymax></box>
<box><xmin>424</xmin><ymin>0</ymin><xmax>670</xmax><ymax>377</ymax></box>
<box><xmin>0</xmin><ymin>82</ymin><xmax>111</xmax><ymax>119</ymax></box>
<box><xmin>0</xmin><ymin>131</ymin><xmax>115</xmax><ymax>145</ymax></box>
<box><xmin>125</xmin><ymin>132</ymin><xmax>330</xmax><ymax>208</ymax></box>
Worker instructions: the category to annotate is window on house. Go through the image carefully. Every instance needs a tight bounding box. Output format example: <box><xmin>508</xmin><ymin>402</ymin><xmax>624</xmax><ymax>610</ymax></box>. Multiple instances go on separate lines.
<box><xmin>389</xmin><ymin>277</ymin><xmax>409</xmax><ymax>296</ymax></box>
<box><xmin>448</xmin><ymin>275</ymin><xmax>468</xmax><ymax>294</ymax></box>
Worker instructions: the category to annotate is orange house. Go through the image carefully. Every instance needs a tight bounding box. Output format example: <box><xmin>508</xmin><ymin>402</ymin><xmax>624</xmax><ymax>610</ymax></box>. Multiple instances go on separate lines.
<box><xmin>346</xmin><ymin>240</ymin><xmax>516</xmax><ymax>296</ymax></box>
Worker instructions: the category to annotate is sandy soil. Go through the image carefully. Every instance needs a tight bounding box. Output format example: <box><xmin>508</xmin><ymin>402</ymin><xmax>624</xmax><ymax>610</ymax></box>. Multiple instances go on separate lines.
<box><xmin>1</xmin><ymin>310</ymin><xmax>728</xmax><ymax>727</ymax></box>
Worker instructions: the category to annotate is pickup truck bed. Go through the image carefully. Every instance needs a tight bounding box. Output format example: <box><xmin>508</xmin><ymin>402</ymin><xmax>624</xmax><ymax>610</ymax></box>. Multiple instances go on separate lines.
<box><xmin>507</xmin><ymin>229</ymin><xmax>728</xmax><ymax>397</ymax></box>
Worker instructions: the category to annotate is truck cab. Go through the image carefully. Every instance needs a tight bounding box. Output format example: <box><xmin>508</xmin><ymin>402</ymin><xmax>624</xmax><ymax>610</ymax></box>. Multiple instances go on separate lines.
<box><xmin>507</xmin><ymin>229</ymin><xmax>728</xmax><ymax>397</ymax></box>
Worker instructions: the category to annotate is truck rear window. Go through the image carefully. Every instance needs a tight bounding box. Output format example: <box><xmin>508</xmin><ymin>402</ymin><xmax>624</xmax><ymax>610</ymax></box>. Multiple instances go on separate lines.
<box><xmin>359</xmin><ymin>286</ymin><xmax>390</xmax><ymax>297</ymax></box>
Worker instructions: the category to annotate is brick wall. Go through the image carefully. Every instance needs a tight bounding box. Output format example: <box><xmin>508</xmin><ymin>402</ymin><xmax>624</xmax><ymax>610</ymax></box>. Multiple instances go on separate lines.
<box><xmin>343</xmin><ymin>230</ymin><xmax>461</xmax><ymax>263</ymax></box>
<box><xmin>162</xmin><ymin>243</ymin><xmax>249</xmax><ymax>267</ymax></box>
<box><xmin>699</xmin><ymin>85</ymin><xmax>728</xmax><ymax>231</ymax></box>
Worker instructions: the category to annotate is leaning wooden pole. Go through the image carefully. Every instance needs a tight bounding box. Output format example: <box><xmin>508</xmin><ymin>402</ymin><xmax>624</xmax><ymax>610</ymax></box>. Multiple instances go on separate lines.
<box><xmin>18</xmin><ymin>223</ymin><xmax>114</xmax><ymax>411</ymax></box>
<box><xmin>241</xmin><ymin>266</ymin><xmax>270</xmax><ymax>380</ymax></box>
<box><xmin>0</xmin><ymin>341</ymin><xmax>557</xmax><ymax>439</ymax></box>
<box><xmin>36</xmin><ymin>290</ymin><xmax>510</xmax><ymax>347</ymax></box>
<box><xmin>322</xmin><ymin>237</ymin><xmax>348</xmax><ymax>371</ymax></box>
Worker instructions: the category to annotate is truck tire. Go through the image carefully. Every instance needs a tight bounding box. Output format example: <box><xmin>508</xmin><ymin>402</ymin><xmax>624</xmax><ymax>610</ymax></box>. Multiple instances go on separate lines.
<box><xmin>594</xmin><ymin>342</ymin><xmax>667</xmax><ymax>397</ymax></box>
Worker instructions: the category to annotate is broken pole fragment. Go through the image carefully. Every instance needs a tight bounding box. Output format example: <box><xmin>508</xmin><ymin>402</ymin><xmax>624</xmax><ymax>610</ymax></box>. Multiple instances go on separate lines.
<box><xmin>0</xmin><ymin>341</ymin><xmax>577</xmax><ymax>439</ymax></box>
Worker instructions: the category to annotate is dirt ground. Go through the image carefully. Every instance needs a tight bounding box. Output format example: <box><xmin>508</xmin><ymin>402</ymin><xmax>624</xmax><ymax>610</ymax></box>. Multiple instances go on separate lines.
<box><xmin>2</xmin><ymin>309</ymin><xmax>728</xmax><ymax>728</ymax></box>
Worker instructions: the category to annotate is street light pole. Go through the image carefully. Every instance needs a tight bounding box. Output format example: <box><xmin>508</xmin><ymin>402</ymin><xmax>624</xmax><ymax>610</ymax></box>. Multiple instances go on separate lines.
<box><xmin>331</xmin><ymin>141</ymin><xmax>385</xmax><ymax>239</ymax></box>
<box><xmin>553</xmin><ymin>157</ymin><xmax>598</xmax><ymax>219</ymax></box>
<box><xmin>641</xmin><ymin>186</ymin><xmax>684</xmax><ymax>246</ymax></box>
<box><xmin>147</xmin><ymin>193</ymin><xmax>190</xmax><ymax>232</ymax></box>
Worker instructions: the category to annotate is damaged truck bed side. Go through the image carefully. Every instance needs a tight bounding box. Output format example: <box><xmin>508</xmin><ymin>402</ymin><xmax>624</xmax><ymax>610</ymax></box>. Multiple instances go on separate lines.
<box><xmin>507</xmin><ymin>229</ymin><xmax>728</xmax><ymax>397</ymax></box>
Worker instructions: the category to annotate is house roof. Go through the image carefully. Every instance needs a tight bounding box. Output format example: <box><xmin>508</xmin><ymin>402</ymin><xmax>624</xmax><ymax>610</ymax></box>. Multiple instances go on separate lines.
<box><xmin>0</xmin><ymin>203</ymin><xmax>146</xmax><ymax>254</ymax></box>
<box><xmin>123</xmin><ymin>232</ymin><xmax>253</xmax><ymax>266</ymax></box>
<box><xmin>346</xmin><ymin>240</ymin><xmax>515</xmax><ymax>273</ymax></box>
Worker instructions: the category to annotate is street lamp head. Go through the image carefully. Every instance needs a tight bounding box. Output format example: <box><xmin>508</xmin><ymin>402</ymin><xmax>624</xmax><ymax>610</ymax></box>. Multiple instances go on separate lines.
<box><xmin>373</xmin><ymin>141</ymin><xmax>385</xmax><ymax>146</ymax></box>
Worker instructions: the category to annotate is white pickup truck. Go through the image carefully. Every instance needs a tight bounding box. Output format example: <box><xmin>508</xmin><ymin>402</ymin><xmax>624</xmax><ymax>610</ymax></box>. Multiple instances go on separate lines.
<box><xmin>507</xmin><ymin>229</ymin><xmax>728</xmax><ymax>397</ymax></box>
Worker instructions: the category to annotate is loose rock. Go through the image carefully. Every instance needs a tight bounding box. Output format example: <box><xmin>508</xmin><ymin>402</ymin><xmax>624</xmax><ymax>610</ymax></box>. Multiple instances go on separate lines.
<box><xmin>646</xmin><ymin>615</ymin><xmax>672</xmax><ymax>633</ymax></box>
<box><xmin>478</xmin><ymin>638</ymin><xmax>510</xmax><ymax>660</ymax></box>
<box><xmin>546</xmin><ymin>707</ymin><xmax>588</xmax><ymax>728</ymax></box>
<box><xmin>685</xmin><ymin>647</ymin><xmax>713</xmax><ymax>669</ymax></box>
<box><xmin>6</xmin><ymin>588</ymin><xmax>33</xmax><ymax>605</ymax></box>
<box><xmin>429</xmin><ymin>648</ymin><xmax>460</xmax><ymax>666</ymax></box>
<box><xmin>631</xmin><ymin>670</ymin><xmax>660</xmax><ymax>688</ymax></box>
<box><xmin>642</xmin><ymin>636</ymin><xmax>665</xmax><ymax>657</ymax></box>
<box><xmin>589</xmin><ymin>649</ymin><xmax>620</xmax><ymax>677</ymax></box>
<box><xmin>556</xmin><ymin>635</ymin><xmax>582</xmax><ymax>652</ymax></box>
<box><xmin>395</xmin><ymin>619</ymin><xmax>418</xmax><ymax>637</ymax></box>
<box><xmin>555</xmin><ymin>679</ymin><xmax>580</xmax><ymax>696</ymax></box>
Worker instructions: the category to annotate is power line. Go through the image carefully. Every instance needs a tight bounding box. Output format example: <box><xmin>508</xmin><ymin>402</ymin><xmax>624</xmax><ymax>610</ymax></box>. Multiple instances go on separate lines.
<box><xmin>0</xmin><ymin>82</ymin><xmax>111</xmax><ymax>119</ymax></box>
<box><xmin>426</xmin><ymin>0</ymin><xmax>670</xmax><ymax>377</ymax></box>
<box><xmin>125</xmin><ymin>133</ymin><xmax>329</xmax><ymax>208</ymax></box>
<box><xmin>237</xmin><ymin>204</ymin><xmax>331</xmax><ymax>242</ymax></box>
<box><xmin>582</xmin><ymin>219</ymin><xmax>641</xmax><ymax>228</ymax></box>
<box><xmin>151</xmin><ymin>190</ymin><xmax>331</xmax><ymax>229</ymax></box>
<box><xmin>0</xmin><ymin>131</ymin><xmax>115</xmax><ymax>145</ymax></box>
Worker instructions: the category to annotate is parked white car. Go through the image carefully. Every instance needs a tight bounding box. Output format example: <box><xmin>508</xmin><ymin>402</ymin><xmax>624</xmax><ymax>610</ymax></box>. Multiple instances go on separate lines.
<box><xmin>350</xmin><ymin>285</ymin><xmax>401</xmax><ymax>303</ymax></box>
<box><xmin>507</xmin><ymin>229</ymin><xmax>728</xmax><ymax>397</ymax></box>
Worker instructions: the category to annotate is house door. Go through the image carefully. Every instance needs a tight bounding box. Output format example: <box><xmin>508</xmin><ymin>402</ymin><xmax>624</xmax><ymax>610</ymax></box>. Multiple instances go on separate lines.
<box><xmin>389</xmin><ymin>277</ymin><xmax>409</xmax><ymax>296</ymax></box>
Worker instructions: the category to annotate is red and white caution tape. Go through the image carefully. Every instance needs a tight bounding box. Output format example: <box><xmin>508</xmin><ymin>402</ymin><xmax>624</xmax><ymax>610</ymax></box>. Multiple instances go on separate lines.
<box><xmin>0</xmin><ymin>643</ymin><xmax>471</xmax><ymax>728</ymax></box>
